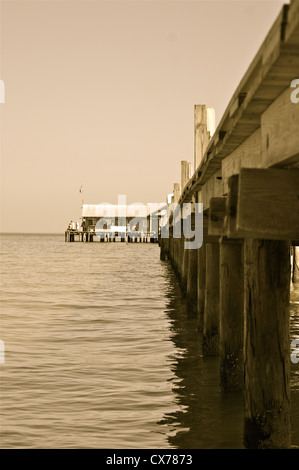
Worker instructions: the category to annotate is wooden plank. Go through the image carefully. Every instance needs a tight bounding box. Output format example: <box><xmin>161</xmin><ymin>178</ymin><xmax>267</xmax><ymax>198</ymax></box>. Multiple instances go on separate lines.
<box><xmin>203</xmin><ymin>210</ymin><xmax>220</xmax><ymax>243</ymax></box>
<box><xmin>237</xmin><ymin>168</ymin><xmax>299</xmax><ymax>240</ymax></box>
<box><xmin>226</xmin><ymin>174</ymin><xmax>239</xmax><ymax>238</ymax></box>
<box><xmin>261</xmin><ymin>86</ymin><xmax>299</xmax><ymax>168</ymax></box>
<box><xmin>284</xmin><ymin>0</ymin><xmax>299</xmax><ymax>43</ymax></box>
<box><xmin>201</xmin><ymin>169</ymin><xmax>223</xmax><ymax>210</ymax></box>
<box><xmin>222</xmin><ymin>129</ymin><xmax>261</xmax><ymax>194</ymax></box>
<box><xmin>209</xmin><ymin>197</ymin><xmax>226</xmax><ymax>236</ymax></box>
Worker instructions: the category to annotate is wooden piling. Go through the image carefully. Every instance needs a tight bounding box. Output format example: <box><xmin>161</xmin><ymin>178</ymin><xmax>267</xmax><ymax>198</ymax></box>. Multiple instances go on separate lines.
<box><xmin>197</xmin><ymin>242</ymin><xmax>206</xmax><ymax>331</ymax></box>
<box><xmin>180</xmin><ymin>232</ymin><xmax>188</xmax><ymax>294</ymax></box>
<box><xmin>219</xmin><ymin>238</ymin><xmax>244</xmax><ymax>392</ymax></box>
<box><xmin>243</xmin><ymin>239</ymin><xmax>291</xmax><ymax>449</ymax></box>
<box><xmin>186</xmin><ymin>212</ymin><xmax>198</xmax><ymax>313</ymax></box>
<box><xmin>160</xmin><ymin>235</ymin><xmax>169</xmax><ymax>261</ymax></box>
<box><xmin>202</xmin><ymin>243</ymin><xmax>220</xmax><ymax>355</ymax></box>
<box><xmin>186</xmin><ymin>247</ymin><xmax>198</xmax><ymax>314</ymax></box>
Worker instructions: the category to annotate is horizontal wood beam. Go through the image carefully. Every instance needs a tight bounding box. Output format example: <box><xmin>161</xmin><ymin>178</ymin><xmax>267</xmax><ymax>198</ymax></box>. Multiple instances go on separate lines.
<box><xmin>209</xmin><ymin>197</ymin><xmax>227</xmax><ymax>236</ymax></box>
<box><xmin>203</xmin><ymin>211</ymin><xmax>220</xmax><ymax>244</ymax></box>
<box><xmin>235</xmin><ymin>168</ymin><xmax>299</xmax><ymax>240</ymax></box>
<box><xmin>261</xmin><ymin>87</ymin><xmax>299</xmax><ymax>168</ymax></box>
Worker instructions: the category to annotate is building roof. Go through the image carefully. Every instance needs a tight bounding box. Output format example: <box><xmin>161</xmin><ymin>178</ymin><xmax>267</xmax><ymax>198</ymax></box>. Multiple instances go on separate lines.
<box><xmin>82</xmin><ymin>204</ymin><xmax>166</xmax><ymax>218</ymax></box>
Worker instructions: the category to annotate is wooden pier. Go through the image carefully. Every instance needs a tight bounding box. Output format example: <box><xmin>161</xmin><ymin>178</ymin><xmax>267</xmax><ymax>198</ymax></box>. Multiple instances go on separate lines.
<box><xmin>160</xmin><ymin>0</ymin><xmax>299</xmax><ymax>449</ymax></box>
<box><xmin>65</xmin><ymin>203</ymin><xmax>163</xmax><ymax>243</ymax></box>
<box><xmin>65</xmin><ymin>230</ymin><xmax>158</xmax><ymax>243</ymax></box>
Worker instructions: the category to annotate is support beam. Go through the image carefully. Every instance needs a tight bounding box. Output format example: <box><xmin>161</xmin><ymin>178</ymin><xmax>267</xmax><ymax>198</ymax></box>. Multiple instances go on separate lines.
<box><xmin>261</xmin><ymin>86</ymin><xmax>299</xmax><ymax>167</ymax></box>
<box><xmin>160</xmin><ymin>236</ymin><xmax>169</xmax><ymax>261</ymax></box>
<box><xmin>173</xmin><ymin>183</ymin><xmax>181</xmax><ymax>203</ymax></box>
<box><xmin>186</xmin><ymin>212</ymin><xmax>198</xmax><ymax>313</ymax></box>
<box><xmin>202</xmin><ymin>243</ymin><xmax>220</xmax><ymax>355</ymax></box>
<box><xmin>181</xmin><ymin>161</ymin><xmax>192</xmax><ymax>194</ymax></box>
<box><xmin>180</xmin><ymin>218</ymin><xmax>188</xmax><ymax>294</ymax></box>
<box><xmin>194</xmin><ymin>105</ymin><xmax>215</xmax><ymax>171</ymax></box>
<box><xmin>243</xmin><ymin>239</ymin><xmax>291</xmax><ymax>449</ymax></box>
<box><xmin>226</xmin><ymin>174</ymin><xmax>239</xmax><ymax>238</ymax></box>
<box><xmin>197</xmin><ymin>242</ymin><xmax>206</xmax><ymax>331</ymax></box>
<box><xmin>203</xmin><ymin>210</ymin><xmax>220</xmax><ymax>244</ymax></box>
<box><xmin>186</xmin><ymin>247</ymin><xmax>198</xmax><ymax>314</ymax></box>
<box><xmin>219</xmin><ymin>237</ymin><xmax>244</xmax><ymax>392</ymax></box>
<box><xmin>209</xmin><ymin>197</ymin><xmax>227</xmax><ymax>236</ymax></box>
<box><xmin>237</xmin><ymin>168</ymin><xmax>299</xmax><ymax>240</ymax></box>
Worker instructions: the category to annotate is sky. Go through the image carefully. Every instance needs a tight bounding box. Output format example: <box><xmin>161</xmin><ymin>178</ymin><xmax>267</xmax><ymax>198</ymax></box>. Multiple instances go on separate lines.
<box><xmin>0</xmin><ymin>0</ymin><xmax>288</xmax><ymax>233</ymax></box>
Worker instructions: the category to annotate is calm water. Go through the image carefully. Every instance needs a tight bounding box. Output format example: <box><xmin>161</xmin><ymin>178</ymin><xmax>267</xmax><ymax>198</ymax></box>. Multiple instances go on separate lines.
<box><xmin>0</xmin><ymin>234</ymin><xmax>298</xmax><ymax>449</ymax></box>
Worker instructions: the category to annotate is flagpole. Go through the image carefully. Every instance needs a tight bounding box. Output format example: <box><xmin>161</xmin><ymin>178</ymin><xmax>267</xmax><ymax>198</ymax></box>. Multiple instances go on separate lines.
<box><xmin>79</xmin><ymin>185</ymin><xmax>84</xmax><ymax>232</ymax></box>
<box><xmin>80</xmin><ymin>185</ymin><xmax>84</xmax><ymax>207</ymax></box>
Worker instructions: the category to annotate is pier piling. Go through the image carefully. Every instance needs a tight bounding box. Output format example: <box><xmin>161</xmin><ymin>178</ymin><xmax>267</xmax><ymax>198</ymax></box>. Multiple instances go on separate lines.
<box><xmin>243</xmin><ymin>239</ymin><xmax>291</xmax><ymax>449</ymax></box>
<box><xmin>219</xmin><ymin>238</ymin><xmax>244</xmax><ymax>392</ymax></box>
<box><xmin>202</xmin><ymin>243</ymin><xmax>220</xmax><ymax>356</ymax></box>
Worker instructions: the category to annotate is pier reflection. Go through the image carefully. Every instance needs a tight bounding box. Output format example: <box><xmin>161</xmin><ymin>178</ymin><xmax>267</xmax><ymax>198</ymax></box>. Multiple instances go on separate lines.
<box><xmin>160</xmin><ymin>262</ymin><xmax>299</xmax><ymax>449</ymax></box>
<box><xmin>159</xmin><ymin>263</ymin><xmax>244</xmax><ymax>449</ymax></box>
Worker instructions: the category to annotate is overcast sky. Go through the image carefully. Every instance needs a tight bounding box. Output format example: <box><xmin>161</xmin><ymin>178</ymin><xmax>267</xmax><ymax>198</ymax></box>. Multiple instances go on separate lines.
<box><xmin>0</xmin><ymin>0</ymin><xmax>287</xmax><ymax>233</ymax></box>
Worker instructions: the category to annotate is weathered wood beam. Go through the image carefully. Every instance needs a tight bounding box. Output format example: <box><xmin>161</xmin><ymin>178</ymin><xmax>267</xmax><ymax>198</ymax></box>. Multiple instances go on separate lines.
<box><xmin>197</xmin><ymin>242</ymin><xmax>206</xmax><ymax>332</ymax></box>
<box><xmin>222</xmin><ymin>129</ymin><xmax>261</xmax><ymax>195</ymax></box>
<box><xmin>225</xmin><ymin>174</ymin><xmax>241</xmax><ymax>238</ymax></box>
<box><xmin>209</xmin><ymin>197</ymin><xmax>227</xmax><ymax>236</ymax></box>
<box><xmin>243</xmin><ymin>239</ymin><xmax>291</xmax><ymax>449</ymax></box>
<box><xmin>261</xmin><ymin>87</ymin><xmax>299</xmax><ymax>168</ymax></box>
<box><xmin>220</xmin><ymin>237</ymin><xmax>244</xmax><ymax>392</ymax></box>
<box><xmin>236</xmin><ymin>168</ymin><xmax>299</xmax><ymax>240</ymax></box>
<box><xmin>202</xmin><ymin>243</ymin><xmax>220</xmax><ymax>356</ymax></box>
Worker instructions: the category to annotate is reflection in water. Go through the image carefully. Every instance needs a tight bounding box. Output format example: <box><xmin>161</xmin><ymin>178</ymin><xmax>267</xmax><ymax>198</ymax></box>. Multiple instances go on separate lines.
<box><xmin>0</xmin><ymin>234</ymin><xmax>298</xmax><ymax>448</ymax></box>
<box><xmin>161</xmin><ymin>263</ymin><xmax>299</xmax><ymax>449</ymax></box>
<box><xmin>290</xmin><ymin>282</ymin><xmax>299</xmax><ymax>447</ymax></box>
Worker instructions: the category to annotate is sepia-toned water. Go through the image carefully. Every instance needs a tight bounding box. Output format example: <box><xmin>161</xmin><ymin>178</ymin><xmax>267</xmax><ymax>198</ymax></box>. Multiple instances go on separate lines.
<box><xmin>0</xmin><ymin>234</ymin><xmax>298</xmax><ymax>449</ymax></box>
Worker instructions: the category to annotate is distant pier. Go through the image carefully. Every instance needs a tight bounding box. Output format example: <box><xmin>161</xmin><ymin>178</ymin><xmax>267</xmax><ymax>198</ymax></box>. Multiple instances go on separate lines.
<box><xmin>65</xmin><ymin>202</ymin><xmax>164</xmax><ymax>243</ymax></box>
<box><xmin>65</xmin><ymin>229</ymin><xmax>158</xmax><ymax>243</ymax></box>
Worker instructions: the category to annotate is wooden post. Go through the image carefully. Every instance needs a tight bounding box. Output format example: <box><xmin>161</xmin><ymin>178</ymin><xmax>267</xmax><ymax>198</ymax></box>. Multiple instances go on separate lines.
<box><xmin>186</xmin><ymin>212</ymin><xmax>198</xmax><ymax>314</ymax></box>
<box><xmin>160</xmin><ymin>236</ymin><xmax>169</xmax><ymax>261</ymax></box>
<box><xmin>186</xmin><ymin>247</ymin><xmax>198</xmax><ymax>314</ymax></box>
<box><xmin>181</xmin><ymin>161</ymin><xmax>192</xmax><ymax>193</ymax></box>
<box><xmin>202</xmin><ymin>243</ymin><xmax>220</xmax><ymax>355</ymax></box>
<box><xmin>180</xmin><ymin>231</ymin><xmax>187</xmax><ymax>294</ymax></box>
<box><xmin>219</xmin><ymin>238</ymin><xmax>244</xmax><ymax>392</ymax></box>
<box><xmin>197</xmin><ymin>242</ymin><xmax>206</xmax><ymax>332</ymax></box>
<box><xmin>175</xmin><ymin>237</ymin><xmax>181</xmax><ymax>280</ymax></box>
<box><xmin>243</xmin><ymin>239</ymin><xmax>291</xmax><ymax>449</ymax></box>
<box><xmin>194</xmin><ymin>104</ymin><xmax>215</xmax><ymax>170</ymax></box>
<box><xmin>181</xmin><ymin>228</ymin><xmax>189</xmax><ymax>296</ymax></box>
<box><xmin>168</xmin><ymin>224</ymin><xmax>174</xmax><ymax>264</ymax></box>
